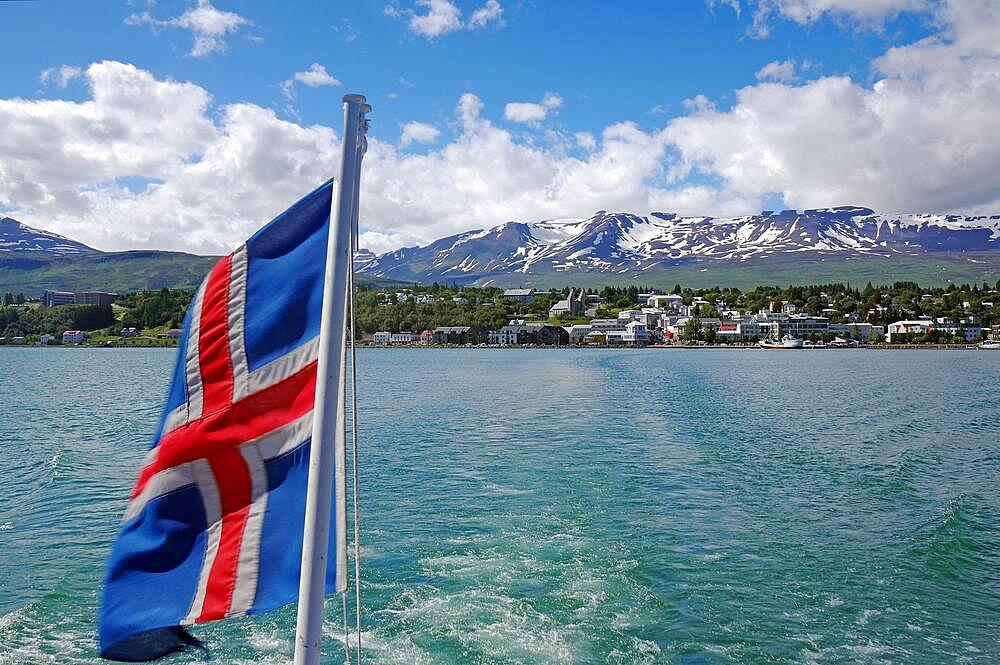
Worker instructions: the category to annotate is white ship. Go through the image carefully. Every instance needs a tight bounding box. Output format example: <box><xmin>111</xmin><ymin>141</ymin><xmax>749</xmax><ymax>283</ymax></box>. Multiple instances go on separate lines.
<box><xmin>759</xmin><ymin>334</ymin><xmax>805</xmax><ymax>349</ymax></box>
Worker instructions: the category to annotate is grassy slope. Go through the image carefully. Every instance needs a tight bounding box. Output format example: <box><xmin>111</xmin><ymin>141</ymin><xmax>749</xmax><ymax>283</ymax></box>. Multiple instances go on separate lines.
<box><xmin>466</xmin><ymin>253</ymin><xmax>1000</xmax><ymax>290</ymax></box>
<box><xmin>0</xmin><ymin>251</ymin><xmax>402</xmax><ymax>296</ymax></box>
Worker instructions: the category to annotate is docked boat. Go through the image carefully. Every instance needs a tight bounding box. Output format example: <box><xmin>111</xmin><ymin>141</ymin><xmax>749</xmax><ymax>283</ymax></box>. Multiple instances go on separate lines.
<box><xmin>978</xmin><ymin>341</ymin><xmax>1000</xmax><ymax>350</ymax></box>
<box><xmin>759</xmin><ymin>334</ymin><xmax>805</xmax><ymax>349</ymax></box>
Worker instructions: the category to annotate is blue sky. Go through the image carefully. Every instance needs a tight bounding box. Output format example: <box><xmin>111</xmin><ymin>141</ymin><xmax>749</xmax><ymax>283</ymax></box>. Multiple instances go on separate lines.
<box><xmin>1</xmin><ymin>0</ymin><xmax>997</xmax><ymax>254</ymax></box>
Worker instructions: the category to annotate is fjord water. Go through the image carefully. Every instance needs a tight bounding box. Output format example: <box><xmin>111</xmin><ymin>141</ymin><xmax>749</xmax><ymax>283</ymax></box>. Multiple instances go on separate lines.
<box><xmin>2</xmin><ymin>348</ymin><xmax>999</xmax><ymax>664</ymax></box>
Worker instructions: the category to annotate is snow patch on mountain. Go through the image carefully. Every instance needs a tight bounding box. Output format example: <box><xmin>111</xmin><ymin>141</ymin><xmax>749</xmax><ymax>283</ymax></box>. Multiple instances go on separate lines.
<box><xmin>0</xmin><ymin>217</ymin><xmax>96</xmax><ymax>256</ymax></box>
<box><xmin>359</xmin><ymin>207</ymin><xmax>1000</xmax><ymax>282</ymax></box>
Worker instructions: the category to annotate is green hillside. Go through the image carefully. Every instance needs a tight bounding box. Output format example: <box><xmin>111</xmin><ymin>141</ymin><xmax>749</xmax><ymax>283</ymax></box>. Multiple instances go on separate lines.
<box><xmin>0</xmin><ymin>250</ymin><xmax>400</xmax><ymax>297</ymax></box>
<box><xmin>463</xmin><ymin>253</ymin><xmax>1000</xmax><ymax>291</ymax></box>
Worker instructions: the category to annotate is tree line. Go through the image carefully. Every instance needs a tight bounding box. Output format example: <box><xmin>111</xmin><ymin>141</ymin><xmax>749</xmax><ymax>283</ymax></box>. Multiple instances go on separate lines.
<box><xmin>0</xmin><ymin>304</ymin><xmax>115</xmax><ymax>338</ymax></box>
<box><xmin>4</xmin><ymin>279</ymin><xmax>996</xmax><ymax>340</ymax></box>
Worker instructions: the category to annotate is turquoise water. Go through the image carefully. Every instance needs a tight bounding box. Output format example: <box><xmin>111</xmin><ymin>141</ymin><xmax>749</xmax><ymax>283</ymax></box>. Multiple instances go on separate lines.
<box><xmin>1</xmin><ymin>347</ymin><xmax>999</xmax><ymax>664</ymax></box>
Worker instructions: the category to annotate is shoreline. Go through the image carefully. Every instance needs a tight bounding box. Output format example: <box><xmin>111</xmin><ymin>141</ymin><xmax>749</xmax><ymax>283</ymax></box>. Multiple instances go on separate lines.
<box><xmin>0</xmin><ymin>342</ymin><xmax>990</xmax><ymax>351</ymax></box>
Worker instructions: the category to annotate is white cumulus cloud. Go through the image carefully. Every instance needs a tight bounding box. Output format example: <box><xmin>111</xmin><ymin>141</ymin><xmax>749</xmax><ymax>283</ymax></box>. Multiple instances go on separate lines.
<box><xmin>715</xmin><ymin>0</ymin><xmax>932</xmax><ymax>35</ymax></box>
<box><xmin>125</xmin><ymin>0</ymin><xmax>253</xmax><ymax>58</ymax></box>
<box><xmin>293</xmin><ymin>63</ymin><xmax>341</xmax><ymax>88</ymax></box>
<box><xmin>281</xmin><ymin>63</ymin><xmax>341</xmax><ymax>100</ymax></box>
<box><xmin>39</xmin><ymin>65</ymin><xmax>82</xmax><ymax>88</ymax></box>
<box><xmin>756</xmin><ymin>59</ymin><xmax>797</xmax><ymax>81</ymax></box>
<box><xmin>399</xmin><ymin>121</ymin><xmax>441</xmax><ymax>146</ymax></box>
<box><xmin>468</xmin><ymin>0</ymin><xmax>504</xmax><ymax>28</ymax></box>
<box><xmin>666</xmin><ymin>0</ymin><xmax>1000</xmax><ymax>214</ymax></box>
<box><xmin>387</xmin><ymin>0</ymin><xmax>505</xmax><ymax>38</ymax></box>
<box><xmin>503</xmin><ymin>92</ymin><xmax>563</xmax><ymax>125</ymax></box>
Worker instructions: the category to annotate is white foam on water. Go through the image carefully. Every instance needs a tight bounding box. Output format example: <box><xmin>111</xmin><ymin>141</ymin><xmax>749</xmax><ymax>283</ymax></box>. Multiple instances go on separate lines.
<box><xmin>481</xmin><ymin>482</ymin><xmax>532</xmax><ymax>496</ymax></box>
<box><xmin>0</xmin><ymin>522</ymin><xmax>12</xmax><ymax>531</ymax></box>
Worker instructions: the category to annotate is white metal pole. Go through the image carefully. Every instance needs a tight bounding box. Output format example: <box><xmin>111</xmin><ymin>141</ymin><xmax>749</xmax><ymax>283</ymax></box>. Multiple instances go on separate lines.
<box><xmin>294</xmin><ymin>93</ymin><xmax>368</xmax><ymax>665</ymax></box>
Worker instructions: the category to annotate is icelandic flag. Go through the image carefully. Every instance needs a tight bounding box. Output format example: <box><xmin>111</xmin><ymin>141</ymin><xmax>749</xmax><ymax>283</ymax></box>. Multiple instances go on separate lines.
<box><xmin>99</xmin><ymin>181</ymin><xmax>346</xmax><ymax>661</ymax></box>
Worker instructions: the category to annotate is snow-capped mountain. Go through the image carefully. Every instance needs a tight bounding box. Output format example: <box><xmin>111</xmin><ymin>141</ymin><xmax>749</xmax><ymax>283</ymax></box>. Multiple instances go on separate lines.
<box><xmin>0</xmin><ymin>217</ymin><xmax>96</xmax><ymax>256</ymax></box>
<box><xmin>359</xmin><ymin>207</ymin><xmax>1000</xmax><ymax>283</ymax></box>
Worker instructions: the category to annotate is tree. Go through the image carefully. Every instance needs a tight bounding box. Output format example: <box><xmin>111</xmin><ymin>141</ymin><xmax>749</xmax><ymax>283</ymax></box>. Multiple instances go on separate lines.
<box><xmin>2</xmin><ymin>293</ymin><xmax>12</xmax><ymax>306</ymax></box>
<box><xmin>683</xmin><ymin>317</ymin><xmax>703</xmax><ymax>341</ymax></box>
<box><xmin>704</xmin><ymin>327</ymin><xmax>717</xmax><ymax>344</ymax></box>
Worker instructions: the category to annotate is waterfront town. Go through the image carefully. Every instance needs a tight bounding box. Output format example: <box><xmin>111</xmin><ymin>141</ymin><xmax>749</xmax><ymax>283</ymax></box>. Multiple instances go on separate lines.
<box><xmin>366</xmin><ymin>286</ymin><xmax>999</xmax><ymax>347</ymax></box>
<box><xmin>1</xmin><ymin>282</ymin><xmax>999</xmax><ymax>348</ymax></box>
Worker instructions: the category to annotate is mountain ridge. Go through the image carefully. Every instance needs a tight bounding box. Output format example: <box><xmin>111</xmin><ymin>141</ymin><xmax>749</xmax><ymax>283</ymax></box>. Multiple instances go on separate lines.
<box><xmin>0</xmin><ymin>216</ymin><xmax>400</xmax><ymax>295</ymax></box>
<box><xmin>359</xmin><ymin>207</ymin><xmax>1000</xmax><ymax>287</ymax></box>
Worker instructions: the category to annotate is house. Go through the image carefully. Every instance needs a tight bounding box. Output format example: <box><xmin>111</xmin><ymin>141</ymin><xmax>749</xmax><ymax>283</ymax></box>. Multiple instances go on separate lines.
<box><xmin>11</xmin><ymin>336</ymin><xmax>27</xmax><ymax>345</ymax></box>
<box><xmin>623</xmin><ymin>321</ymin><xmax>650</xmax><ymax>346</ymax></box>
<box><xmin>372</xmin><ymin>331</ymin><xmax>391</xmax><ymax>345</ymax></box>
<box><xmin>887</xmin><ymin>320</ymin><xmax>932</xmax><ymax>342</ymax></box>
<box><xmin>390</xmin><ymin>332</ymin><xmax>415</xmax><ymax>344</ymax></box>
<box><xmin>648</xmin><ymin>294</ymin><xmax>684</xmax><ymax>311</ymax></box>
<box><xmin>452</xmin><ymin>296</ymin><xmax>469</xmax><ymax>305</ymax></box>
<box><xmin>418</xmin><ymin>330</ymin><xmax>435</xmax><ymax>344</ymax></box>
<box><xmin>120</xmin><ymin>327</ymin><xmax>139</xmax><ymax>338</ymax></box>
<box><xmin>605</xmin><ymin>330</ymin><xmax>628</xmax><ymax>346</ymax></box>
<box><xmin>589</xmin><ymin>318</ymin><xmax>626</xmax><ymax>332</ymax></box>
<box><xmin>932</xmin><ymin>318</ymin><xmax>983</xmax><ymax>342</ymax></box>
<box><xmin>502</xmin><ymin>288</ymin><xmax>536</xmax><ymax>303</ymax></box>
<box><xmin>639</xmin><ymin>308</ymin><xmax>662</xmax><ymax>329</ymax></box>
<box><xmin>62</xmin><ymin>330</ymin><xmax>86</xmax><ymax>344</ymax></box>
<box><xmin>433</xmin><ymin>326</ymin><xmax>491</xmax><ymax>345</ymax></box>
<box><xmin>567</xmin><ymin>324</ymin><xmax>592</xmax><ymax>345</ymax></box>
<box><xmin>157</xmin><ymin>329</ymin><xmax>183</xmax><ymax>339</ymax></box>
<box><xmin>617</xmin><ymin>309</ymin><xmax>643</xmax><ymax>322</ymax></box>
<box><xmin>39</xmin><ymin>334</ymin><xmax>55</xmax><ymax>345</ymax></box>
<box><xmin>491</xmin><ymin>321</ymin><xmax>567</xmax><ymax>345</ymax></box>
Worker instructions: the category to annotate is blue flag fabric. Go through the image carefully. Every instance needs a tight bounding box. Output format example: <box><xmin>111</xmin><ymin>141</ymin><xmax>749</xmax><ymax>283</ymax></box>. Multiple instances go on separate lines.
<box><xmin>99</xmin><ymin>181</ymin><xmax>341</xmax><ymax>661</ymax></box>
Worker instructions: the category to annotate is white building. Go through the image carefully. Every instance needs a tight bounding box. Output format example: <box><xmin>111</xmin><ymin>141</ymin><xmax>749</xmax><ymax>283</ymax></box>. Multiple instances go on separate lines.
<box><xmin>390</xmin><ymin>332</ymin><xmax>414</xmax><ymax>344</ymax></box>
<box><xmin>624</xmin><ymin>321</ymin><xmax>650</xmax><ymax>346</ymax></box>
<box><xmin>887</xmin><ymin>320</ymin><xmax>932</xmax><ymax>342</ymax></box>
<box><xmin>372</xmin><ymin>331</ymin><xmax>391</xmax><ymax>345</ymax></box>
<box><xmin>829</xmin><ymin>323</ymin><xmax>886</xmax><ymax>342</ymax></box>
<box><xmin>39</xmin><ymin>334</ymin><xmax>55</xmax><ymax>345</ymax></box>
<box><xmin>590</xmin><ymin>318</ymin><xmax>626</xmax><ymax>332</ymax></box>
<box><xmin>567</xmin><ymin>324</ymin><xmax>592</xmax><ymax>345</ymax></box>
<box><xmin>62</xmin><ymin>330</ymin><xmax>86</xmax><ymax>344</ymax></box>
<box><xmin>617</xmin><ymin>309</ymin><xmax>643</xmax><ymax>322</ymax></box>
<box><xmin>647</xmin><ymin>294</ymin><xmax>684</xmax><ymax>311</ymax></box>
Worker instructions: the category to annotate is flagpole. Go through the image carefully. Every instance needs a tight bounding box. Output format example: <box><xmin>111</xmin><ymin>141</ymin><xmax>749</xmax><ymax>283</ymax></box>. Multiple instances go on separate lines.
<box><xmin>294</xmin><ymin>93</ymin><xmax>369</xmax><ymax>665</ymax></box>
